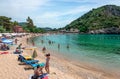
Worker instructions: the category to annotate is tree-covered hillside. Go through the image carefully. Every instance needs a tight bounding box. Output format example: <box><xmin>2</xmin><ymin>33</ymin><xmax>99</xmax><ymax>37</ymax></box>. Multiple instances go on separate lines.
<box><xmin>0</xmin><ymin>16</ymin><xmax>45</xmax><ymax>33</ymax></box>
<box><xmin>64</xmin><ymin>5</ymin><xmax>120</xmax><ymax>33</ymax></box>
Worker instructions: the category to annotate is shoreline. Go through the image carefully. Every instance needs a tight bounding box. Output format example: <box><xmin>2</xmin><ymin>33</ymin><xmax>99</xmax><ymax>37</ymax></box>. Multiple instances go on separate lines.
<box><xmin>0</xmin><ymin>33</ymin><xmax>119</xmax><ymax>79</ymax></box>
<box><xmin>30</xmin><ymin>34</ymin><xmax>119</xmax><ymax>79</ymax></box>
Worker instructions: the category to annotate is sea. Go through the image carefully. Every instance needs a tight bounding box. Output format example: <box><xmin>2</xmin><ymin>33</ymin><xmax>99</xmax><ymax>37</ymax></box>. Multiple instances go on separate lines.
<box><xmin>33</xmin><ymin>34</ymin><xmax>120</xmax><ymax>73</ymax></box>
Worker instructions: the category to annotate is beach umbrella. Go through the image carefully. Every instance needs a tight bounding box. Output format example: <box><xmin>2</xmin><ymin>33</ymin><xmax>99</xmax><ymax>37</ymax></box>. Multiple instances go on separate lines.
<box><xmin>2</xmin><ymin>39</ymin><xmax>13</xmax><ymax>44</ymax></box>
<box><xmin>32</xmin><ymin>49</ymin><xmax>38</xmax><ymax>59</ymax></box>
<box><xmin>1</xmin><ymin>37</ymin><xmax>7</xmax><ymax>41</ymax></box>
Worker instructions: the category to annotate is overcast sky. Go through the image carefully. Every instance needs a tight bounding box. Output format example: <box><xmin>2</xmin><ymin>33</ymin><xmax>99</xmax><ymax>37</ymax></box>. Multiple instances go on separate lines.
<box><xmin>0</xmin><ymin>0</ymin><xmax>120</xmax><ymax>28</ymax></box>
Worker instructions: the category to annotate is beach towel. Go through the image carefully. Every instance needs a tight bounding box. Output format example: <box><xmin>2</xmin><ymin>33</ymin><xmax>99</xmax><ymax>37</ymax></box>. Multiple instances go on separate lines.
<box><xmin>2</xmin><ymin>39</ymin><xmax>13</xmax><ymax>45</ymax></box>
<box><xmin>29</xmin><ymin>73</ymin><xmax>48</xmax><ymax>79</ymax></box>
<box><xmin>24</xmin><ymin>56</ymin><xmax>33</xmax><ymax>60</ymax></box>
<box><xmin>0</xmin><ymin>52</ymin><xmax>9</xmax><ymax>55</ymax></box>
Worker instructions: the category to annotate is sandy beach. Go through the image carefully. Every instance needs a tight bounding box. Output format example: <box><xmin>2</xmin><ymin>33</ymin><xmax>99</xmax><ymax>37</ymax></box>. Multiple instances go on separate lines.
<box><xmin>0</xmin><ymin>33</ymin><xmax>119</xmax><ymax>79</ymax></box>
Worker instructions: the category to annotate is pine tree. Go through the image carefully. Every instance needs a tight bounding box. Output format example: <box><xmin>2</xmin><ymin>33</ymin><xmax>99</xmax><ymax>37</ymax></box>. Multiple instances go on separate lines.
<box><xmin>26</xmin><ymin>16</ymin><xmax>34</xmax><ymax>28</ymax></box>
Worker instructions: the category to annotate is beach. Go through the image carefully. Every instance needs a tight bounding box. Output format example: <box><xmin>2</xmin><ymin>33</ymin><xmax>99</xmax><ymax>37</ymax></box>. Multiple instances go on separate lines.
<box><xmin>0</xmin><ymin>33</ymin><xmax>119</xmax><ymax>79</ymax></box>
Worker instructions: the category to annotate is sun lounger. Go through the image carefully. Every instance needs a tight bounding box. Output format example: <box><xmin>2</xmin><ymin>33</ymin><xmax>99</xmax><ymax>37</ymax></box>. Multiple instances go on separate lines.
<box><xmin>25</xmin><ymin>63</ymin><xmax>45</xmax><ymax>70</ymax></box>
<box><xmin>18</xmin><ymin>55</ymin><xmax>39</xmax><ymax>64</ymax></box>
<box><xmin>23</xmin><ymin>60</ymin><xmax>39</xmax><ymax>65</ymax></box>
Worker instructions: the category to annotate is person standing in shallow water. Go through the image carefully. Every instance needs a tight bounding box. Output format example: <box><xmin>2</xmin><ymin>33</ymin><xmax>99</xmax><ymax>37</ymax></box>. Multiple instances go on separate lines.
<box><xmin>58</xmin><ymin>44</ymin><xmax>60</xmax><ymax>49</ymax></box>
<box><xmin>41</xmin><ymin>40</ymin><xmax>44</xmax><ymax>44</ymax></box>
<box><xmin>45</xmin><ymin>53</ymin><xmax>50</xmax><ymax>74</ymax></box>
<box><xmin>48</xmin><ymin>40</ymin><xmax>51</xmax><ymax>45</ymax></box>
<box><xmin>67</xmin><ymin>44</ymin><xmax>70</xmax><ymax>49</ymax></box>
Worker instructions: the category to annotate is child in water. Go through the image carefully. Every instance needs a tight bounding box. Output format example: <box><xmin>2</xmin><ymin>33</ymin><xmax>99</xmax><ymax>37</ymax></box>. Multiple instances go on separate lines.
<box><xmin>45</xmin><ymin>53</ymin><xmax>50</xmax><ymax>74</ymax></box>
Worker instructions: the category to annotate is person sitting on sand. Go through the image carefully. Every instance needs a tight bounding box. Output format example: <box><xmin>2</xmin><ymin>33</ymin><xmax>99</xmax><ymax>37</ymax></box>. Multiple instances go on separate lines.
<box><xmin>14</xmin><ymin>43</ymin><xmax>23</xmax><ymax>54</ymax></box>
<box><xmin>32</xmin><ymin>65</ymin><xmax>44</xmax><ymax>79</ymax></box>
<box><xmin>45</xmin><ymin>53</ymin><xmax>50</xmax><ymax>74</ymax></box>
<box><xmin>18</xmin><ymin>43</ymin><xmax>22</xmax><ymax>49</ymax></box>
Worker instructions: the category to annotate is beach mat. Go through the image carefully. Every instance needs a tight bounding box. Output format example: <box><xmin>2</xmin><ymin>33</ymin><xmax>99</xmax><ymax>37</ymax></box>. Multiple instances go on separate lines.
<box><xmin>29</xmin><ymin>73</ymin><xmax>48</xmax><ymax>79</ymax></box>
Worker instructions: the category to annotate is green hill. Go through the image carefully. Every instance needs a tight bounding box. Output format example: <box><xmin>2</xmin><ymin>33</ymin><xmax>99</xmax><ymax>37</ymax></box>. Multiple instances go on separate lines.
<box><xmin>64</xmin><ymin>5</ymin><xmax>120</xmax><ymax>34</ymax></box>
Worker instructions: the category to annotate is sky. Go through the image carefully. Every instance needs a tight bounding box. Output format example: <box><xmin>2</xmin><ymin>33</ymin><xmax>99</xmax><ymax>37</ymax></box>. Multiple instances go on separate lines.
<box><xmin>0</xmin><ymin>0</ymin><xmax>120</xmax><ymax>28</ymax></box>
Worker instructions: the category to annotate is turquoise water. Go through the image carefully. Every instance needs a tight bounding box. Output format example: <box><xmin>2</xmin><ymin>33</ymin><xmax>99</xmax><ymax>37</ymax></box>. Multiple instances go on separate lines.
<box><xmin>33</xmin><ymin>34</ymin><xmax>120</xmax><ymax>72</ymax></box>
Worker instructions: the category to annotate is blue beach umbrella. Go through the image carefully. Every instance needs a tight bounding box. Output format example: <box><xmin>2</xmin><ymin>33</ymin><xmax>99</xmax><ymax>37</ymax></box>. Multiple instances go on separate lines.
<box><xmin>2</xmin><ymin>39</ymin><xmax>13</xmax><ymax>44</ymax></box>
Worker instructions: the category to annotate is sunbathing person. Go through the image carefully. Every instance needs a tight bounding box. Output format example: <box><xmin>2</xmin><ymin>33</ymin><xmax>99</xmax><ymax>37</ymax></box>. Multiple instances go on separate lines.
<box><xmin>32</xmin><ymin>65</ymin><xmax>44</xmax><ymax>79</ymax></box>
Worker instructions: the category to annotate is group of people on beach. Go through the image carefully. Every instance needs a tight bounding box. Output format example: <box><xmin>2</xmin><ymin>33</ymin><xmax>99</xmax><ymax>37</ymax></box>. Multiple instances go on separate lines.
<box><xmin>0</xmin><ymin>43</ymin><xmax>10</xmax><ymax>51</ymax></box>
<box><xmin>0</xmin><ymin>37</ymin><xmax>10</xmax><ymax>51</ymax></box>
<box><xmin>15</xmin><ymin>37</ymin><xmax>50</xmax><ymax>79</ymax></box>
<box><xmin>14</xmin><ymin>43</ymin><xmax>24</xmax><ymax>54</ymax></box>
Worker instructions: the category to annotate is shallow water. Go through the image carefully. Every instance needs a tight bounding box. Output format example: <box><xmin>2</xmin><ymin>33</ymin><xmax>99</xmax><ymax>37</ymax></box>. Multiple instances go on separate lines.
<box><xmin>33</xmin><ymin>34</ymin><xmax>120</xmax><ymax>73</ymax></box>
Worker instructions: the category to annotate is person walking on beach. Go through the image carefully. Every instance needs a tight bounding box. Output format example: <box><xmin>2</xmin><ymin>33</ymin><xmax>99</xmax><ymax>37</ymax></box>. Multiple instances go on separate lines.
<box><xmin>45</xmin><ymin>53</ymin><xmax>50</xmax><ymax>74</ymax></box>
<box><xmin>26</xmin><ymin>38</ymin><xmax>29</xmax><ymax>44</ymax></box>
<box><xmin>42</xmin><ymin>46</ymin><xmax>46</xmax><ymax>53</ymax></box>
<box><xmin>32</xmin><ymin>40</ymin><xmax>35</xmax><ymax>46</ymax></box>
<box><xmin>15</xmin><ymin>38</ymin><xmax>18</xmax><ymax>45</ymax></box>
